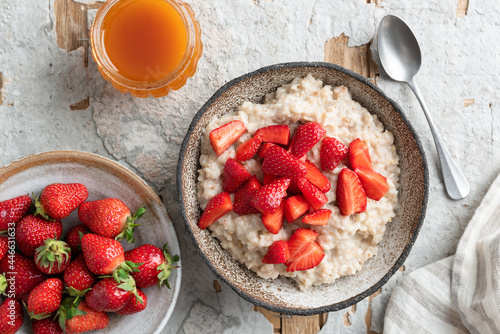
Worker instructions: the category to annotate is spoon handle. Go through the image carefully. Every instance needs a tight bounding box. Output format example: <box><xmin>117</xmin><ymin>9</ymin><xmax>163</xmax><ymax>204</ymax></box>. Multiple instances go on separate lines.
<box><xmin>407</xmin><ymin>78</ymin><xmax>470</xmax><ymax>200</ymax></box>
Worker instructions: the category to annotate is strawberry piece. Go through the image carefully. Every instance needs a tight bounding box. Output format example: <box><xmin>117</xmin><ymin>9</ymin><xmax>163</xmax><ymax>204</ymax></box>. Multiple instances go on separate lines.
<box><xmin>320</xmin><ymin>137</ymin><xmax>348</xmax><ymax>171</ymax></box>
<box><xmin>354</xmin><ymin>167</ymin><xmax>389</xmax><ymax>201</ymax></box>
<box><xmin>198</xmin><ymin>192</ymin><xmax>233</xmax><ymax>229</ymax></box>
<box><xmin>336</xmin><ymin>168</ymin><xmax>367</xmax><ymax>215</ymax></box>
<box><xmin>222</xmin><ymin>159</ymin><xmax>252</xmax><ymax>194</ymax></box>
<box><xmin>262</xmin><ymin>202</ymin><xmax>285</xmax><ymax>234</ymax></box>
<box><xmin>209</xmin><ymin>120</ymin><xmax>246</xmax><ymax>156</ymax></box>
<box><xmin>285</xmin><ymin>228</ymin><xmax>318</xmax><ymax>265</ymax></box>
<box><xmin>234</xmin><ymin>176</ymin><xmax>261</xmax><ymax>203</ymax></box>
<box><xmin>236</xmin><ymin>133</ymin><xmax>263</xmax><ymax>161</ymax></box>
<box><xmin>287</xmin><ymin>178</ymin><xmax>302</xmax><ymax>195</ymax></box>
<box><xmin>63</xmin><ymin>300</ymin><xmax>109</xmax><ymax>334</ymax></box>
<box><xmin>286</xmin><ymin>241</ymin><xmax>324</xmax><ymax>272</ymax></box>
<box><xmin>84</xmin><ymin>277</ymin><xmax>133</xmax><ymax>312</ymax></box>
<box><xmin>0</xmin><ymin>299</ymin><xmax>23</xmax><ymax>334</ymax></box>
<box><xmin>80</xmin><ymin>234</ymin><xmax>125</xmax><ymax>275</ymax></box>
<box><xmin>32</xmin><ymin>318</ymin><xmax>63</xmax><ymax>334</ymax></box>
<box><xmin>284</xmin><ymin>195</ymin><xmax>310</xmax><ymax>223</ymax></box>
<box><xmin>115</xmin><ymin>288</ymin><xmax>148</xmax><ymax>315</ymax></box>
<box><xmin>302</xmin><ymin>209</ymin><xmax>332</xmax><ymax>226</ymax></box>
<box><xmin>257</xmin><ymin>142</ymin><xmax>276</xmax><ymax>158</ymax></box>
<box><xmin>262</xmin><ymin>240</ymin><xmax>290</xmax><ymax>264</ymax></box>
<box><xmin>348</xmin><ymin>138</ymin><xmax>372</xmax><ymax>170</ymax></box>
<box><xmin>0</xmin><ymin>253</ymin><xmax>46</xmax><ymax>300</ymax></box>
<box><xmin>250</xmin><ymin>177</ymin><xmax>291</xmax><ymax>215</ymax></box>
<box><xmin>63</xmin><ymin>254</ymin><xmax>96</xmax><ymax>298</ymax></box>
<box><xmin>0</xmin><ymin>236</ymin><xmax>7</xmax><ymax>262</ymax></box>
<box><xmin>290</xmin><ymin>122</ymin><xmax>326</xmax><ymax>158</ymax></box>
<box><xmin>16</xmin><ymin>215</ymin><xmax>63</xmax><ymax>257</ymax></box>
<box><xmin>297</xmin><ymin>178</ymin><xmax>328</xmax><ymax>210</ymax></box>
<box><xmin>0</xmin><ymin>195</ymin><xmax>32</xmax><ymax>231</ymax></box>
<box><xmin>233</xmin><ymin>176</ymin><xmax>261</xmax><ymax>215</ymax></box>
<box><xmin>255</xmin><ymin>125</ymin><xmax>290</xmax><ymax>145</ymax></box>
<box><xmin>35</xmin><ymin>183</ymin><xmax>88</xmax><ymax>220</ymax></box>
<box><xmin>262</xmin><ymin>145</ymin><xmax>306</xmax><ymax>178</ymax></box>
<box><xmin>305</xmin><ymin>160</ymin><xmax>331</xmax><ymax>192</ymax></box>
<box><xmin>27</xmin><ymin>278</ymin><xmax>64</xmax><ymax>320</ymax></box>
<box><xmin>262</xmin><ymin>173</ymin><xmax>278</xmax><ymax>185</ymax></box>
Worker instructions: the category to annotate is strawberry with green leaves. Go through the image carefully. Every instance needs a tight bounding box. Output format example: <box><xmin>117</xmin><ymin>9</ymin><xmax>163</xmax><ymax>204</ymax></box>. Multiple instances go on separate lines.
<box><xmin>26</xmin><ymin>278</ymin><xmax>64</xmax><ymax>320</ymax></box>
<box><xmin>0</xmin><ymin>298</ymin><xmax>23</xmax><ymax>334</ymax></box>
<box><xmin>34</xmin><ymin>237</ymin><xmax>71</xmax><ymax>274</ymax></box>
<box><xmin>58</xmin><ymin>299</ymin><xmax>109</xmax><ymax>334</ymax></box>
<box><xmin>16</xmin><ymin>215</ymin><xmax>63</xmax><ymax>257</ymax></box>
<box><xmin>63</xmin><ymin>254</ymin><xmax>96</xmax><ymax>299</ymax></box>
<box><xmin>78</xmin><ymin>198</ymin><xmax>145</xmax><ymax>243</ymax></box>
<box><xmin>35</xmin><ymin>183</ymin><xmax>88</xmax><ymax>220</ymax></box>
<box><xmin>32</xmin><ymin>318</ymin><xmax>63</xmax><ymax>334</ymax></box>
<box><xmin>115</xmin><ymin>288</ymin><xmax>148</xmax><ymax>315</ymax></box>
<box><xmin>0</xmin><ymin>252</ymin><xmax>46</xmax><ymax>299</ymax></box>
<box><xmin>80</xmin><ymin>233</ymin><xmax>125</xmax><ymax>275</ymax></box>
<box><xmin>84</xmin><ymin>277</ymin><xmax>139</xmax><ymax>312</ymax></box>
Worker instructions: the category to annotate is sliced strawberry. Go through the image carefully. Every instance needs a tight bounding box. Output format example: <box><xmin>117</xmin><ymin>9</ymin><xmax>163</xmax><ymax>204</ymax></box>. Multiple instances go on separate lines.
<box><xmin>285</xmin><ymin>228</ymin><xmax>318</xmax><ymax>265</ymax></box>
<box><xmin>336</xmin><ymin>168</ymin><xmax>367</xmax><ymax>216</ymax></box>
<box><xmin>257</xmin><ymin>142</ymin><xmax>276</xmax><ymax>158</ymax></box>
<box><xmin>263</xmin><ymin>174</ymin><xmax>278</xmax><ymax>185</ymax></box>
<box><xmin>255</xmin><ymin>125</ymin><xmax>290</xmax><ymax>145</ymax></box>
<box><xmin>302</xmin><ymin>209</ymin><xmax>332</xmax><ymax>226</ymax></box>
<box><xmin>305</xmin><ymin>160</ymin><xmax>330</xmax><ymax>192</ymax></box>
<box><xmin>284</xmin><ymin>195</ymin><xmax>310</xmax><ymax>223</ymax></box>
<box><xmin>234</xmin><ymin>176</ymin><xmax>261</xmax><ymax>203</ymax></box>
<box><xmin>354</xmin><ymin>167</ymin><xmax>389</xmax><ymax>201</ymax></box>
<box><xmin>262</xmin><ymin>240</ymin><xmax>290</xmax><ymax>264</ymax></box>
<box><xmin>297</xmin><ymin>178</ymin><xmax>328</xmax><ymax>210</ymax></box>
<box><xmin>222</xmin><ymin>158</ymin><xmax>252</xmax><ymax>193</ymax></box>
<box><xmin>199</xmin><ymin>192</ymin><xmax>233</xmax><ymax>229</ymax></box>
<box><xmin>233</xmin><ymin>185</ymin><xmax>261</xmax><ymax>216</ymax></box>
<box><xmin>348</xmin><ymin>138</ymin><xmax>372</xmax><ymax>170</ymax></box>
<box><xmin>290</xmin><ymin>122</ymin><xmax>326</xmax><ymax>158</ymax></box>
<box><xmin>320</xmin><ymin>137</ymin><xmax>348</xmax><ymax>171</ymax></box>
<box><xmin>209</xmin><ymin>120</ymin><xmax>246</xmax><ymax>156</ymax></box>
<box><xmin>250</xmin><ymin>177</ymin><xmax>291</xmax><ymax>215</ymax></box>
<box><xmin>287</xmin><ymin>178</ymin><xmax>302</xmax><ymax>195</ymax></box>
<box><xmin>262</xmin><ymin>145</ymin><xmax>306</xmax><ymax>178</ymax></box>
<box><xmin>286</xmin><ymin>241</ymin><xmax>324</xmax><ymax>272</ymax></box>
<box><xmin>262</xmin><ymin>202</ymin><xmax>285</xmax><ymax>234</ymax></box>
<box><xmin>236</xmin><ymin>133</ymin><xmax>263</xmax><ymax>161</ymax></box>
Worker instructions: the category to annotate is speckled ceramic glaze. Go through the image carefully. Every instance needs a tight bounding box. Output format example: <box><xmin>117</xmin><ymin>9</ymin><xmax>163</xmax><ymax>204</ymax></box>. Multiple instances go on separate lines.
<box><xmin>0</xmin><ymin>151</ymin><xmax>181</xmax><ymax>333</ymax></box>
<box><xmin>177</xmin><ymin>62</ymin><xmax>428</xmax><ymax>315</ymax></box>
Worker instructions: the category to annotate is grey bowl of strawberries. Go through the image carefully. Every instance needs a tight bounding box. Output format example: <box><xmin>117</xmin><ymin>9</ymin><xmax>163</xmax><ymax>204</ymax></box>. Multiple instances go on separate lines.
<box><xmin>0</xmin><ymin>150</ymin><xmax>181</xmax><ymax>333</ymax></box>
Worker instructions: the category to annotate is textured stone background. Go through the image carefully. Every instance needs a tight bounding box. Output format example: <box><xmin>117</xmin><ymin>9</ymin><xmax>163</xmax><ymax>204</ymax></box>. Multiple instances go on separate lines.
<box><xmin>1</xmin><ymin>0</ymin><xmax>499</xmax><ymax>332</ymax></box>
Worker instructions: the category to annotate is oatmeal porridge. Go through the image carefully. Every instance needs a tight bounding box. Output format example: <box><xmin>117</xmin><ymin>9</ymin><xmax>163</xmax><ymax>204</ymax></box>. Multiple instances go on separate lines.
<box><xmin>197</xmin><ymin>74</ymin><xmax>399</xmax><ymax>290</ymax></box>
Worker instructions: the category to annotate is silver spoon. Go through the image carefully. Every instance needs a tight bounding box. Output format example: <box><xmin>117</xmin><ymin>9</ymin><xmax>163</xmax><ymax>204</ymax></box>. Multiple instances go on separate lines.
<box><xmin>377</xmin><ymin>15</ymin><xmax>470</xmax><ymax>200</ymax></box>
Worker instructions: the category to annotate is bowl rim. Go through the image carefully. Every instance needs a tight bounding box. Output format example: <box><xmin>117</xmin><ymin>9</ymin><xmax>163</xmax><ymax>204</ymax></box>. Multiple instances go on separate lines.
<box><xmin>177</xmin><ymin>61</ymin><xmax>429</xmax><ymax>315</ymax></box>
<box><xmin>0</xmin><ymin>150</ymin><xmax>182</xmax><ymax>332</ymax></box>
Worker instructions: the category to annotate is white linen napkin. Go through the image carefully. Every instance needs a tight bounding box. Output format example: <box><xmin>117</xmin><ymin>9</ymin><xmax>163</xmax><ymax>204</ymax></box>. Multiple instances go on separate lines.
<box><xmin>384</xmin><ymin>173</ymin><xmax>500</xmax><ymax>333</ymax></box>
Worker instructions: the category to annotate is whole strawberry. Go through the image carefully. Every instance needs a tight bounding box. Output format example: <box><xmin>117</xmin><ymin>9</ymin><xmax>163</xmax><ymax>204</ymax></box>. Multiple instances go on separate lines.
<box><xmin>35</xmin><ymin>183</ymin><xmax>88</xmax><ymax>220</ymax></box>
<box><xmin>115</xmin><ymin>288</ymin><xmax>148</xmax><ymax>315</ymax></box>
<box><xmin>0</xmin><ymin>298</ymin><xmax>23</xmax><ymax>334</ymax></box>
<box><xmin>62</xmin><ymin>300</ymin><xmax>109</xmax><ymax>334</ymax></box>
<box><xmin>63</xmin><ymin>254</ymin><xmax>96</xmax><ymax>299</ymax></box>
<box><xmin>34</xmin><ymin>237</ymin><xmax>71</xmax><ymax>274</ymax></box>
<box><xmin>84</xmin><ymin>277</ymin><xmax>139</xmax><ymax>312</ymax></box>
<box><xmin>65</xmin><ymin>224</ymin><xmax>89</xmax><ymax>254</ymax></box>
<box><xmin>125</xmin><ymin>243</ymin><xmax>180</xmax><ymax>289</ymax></box>
<box><xmin>80</xmin><ymin>233</ymin><xmax>125</xmax><ymax>275</ymax></box>
<box><xmin>32</xmin><ymin>317</ymin><xmax>63</xmax><ymax>334</ymax></box>
<box><xmin>0</xmin><ymin>195</ymin><xmax>32</xmax><ymax>231</ymax></box>
<box><xmin>27</xmin><ymin>278</ymin><xmax>64</xmax><ymax>320</ymax></box>
<box><xmin>16</xmin><ymin>215</ymin><xmax>63</xmax><ymax>257</ymax></box>
<box><xmin>0</xmin><ymin>252</ymin><xmax>46</xmax><ymax>299</ymax></box>
<box><xmin>78</xmin><ymin>198</ymin><xmax>145</xmax><ymax>243</ymax></box>
<box><xmin>0</xmin><ymin>235</ymin><xmax>8</xmax><ymax>262</ymax></box>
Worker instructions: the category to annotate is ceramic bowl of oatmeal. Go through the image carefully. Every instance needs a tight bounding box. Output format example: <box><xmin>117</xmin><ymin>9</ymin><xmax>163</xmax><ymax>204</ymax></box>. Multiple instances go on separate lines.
<box><xmin>177</xmin><ymin>62</ymin><xmax>428</xmax><ymax>314</ymax></box>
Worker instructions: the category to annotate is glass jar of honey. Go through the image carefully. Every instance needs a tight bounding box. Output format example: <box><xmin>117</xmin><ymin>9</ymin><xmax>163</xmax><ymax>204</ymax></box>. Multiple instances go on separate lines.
<box><xmin>91</xmin><ymin>0</ymin><xmax>202</xmax><ymax>98</ymax></box>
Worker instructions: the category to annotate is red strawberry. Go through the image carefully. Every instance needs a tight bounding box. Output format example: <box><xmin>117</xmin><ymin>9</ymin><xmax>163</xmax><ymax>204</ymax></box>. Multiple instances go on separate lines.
<box><xmin>302</xmin><ymin>209</ymin><xmax>332</xmax><ymax>226</ymax></box>
<box><xmin>125</xmin><ymin>243</ymin><xmax>180</xmax><ymax>289</ymax></box>
<box><xmin>234</xmin><ymin>176</ymin><xmax>261</xmax><ymax>203</ymax></box>
<box><xmin>236</xmin><ymin>132</ymin><xmax>263</xmax><ymax>161</ymax></box>
<box><xmin>65</xmin><ymin>224</ymin><xmax>89</xmax><ymax>254</ymax></box>
<box><xmin>285</xmin><ymin>228</ymin><xmax>318</xmax><ymax>266</ymax></box>
<box><xmin>35</xmin><ymin>183</ymin><xmax>88</xmax><ymax>220</ymax></box>
<box><xmin>80</xmin><ymin>233</ymin><xmax>124</xmax><ymax>275</ymax></box>
<box><xmin>84</xmin><ymin>277</ymin><xmax>135</xmax><ymax>312</ymax></box>
<box><xmin>348</xmin><ymin>138</ymin><xmax>372</xmax><ymax>170</ymax></box>
<box><xmin>78</xmin><ymin>199</ymin><xmax>145</xmax><ymax>244</ymax></box>
<box><xmin>286</xmin><ymin>178</ymin><xmax>302</xmax><ymax>195</ymax></box>
<box><xmin>262</xmin><ymin>145</ymin><xmax>306</xmax><ymax>178</ymax></box>
<box><xmin>233</xmin><ymin>176</ymin><xmax>261</xmax><ymax>215</ymax></box>
<box><xmin>250</xmin><ymin>177</ymin><xmax>291</xmax><ymax>215</ymax></box>
<box><xmin>0</xmin><ymin>298</ymin><xmax>23</xmax><ymax>334</ymax></box>
<box><xmin>255</xmin><ymin>125</ymin><xmax>290</xmax><ymax>145</ymax></box>
<box><xmin>284</xmin><ymin>195</ymin><xmax>310</xmax><ymax>222</ymax></box>
<box><xmin>297</xmin><ymin>178</ymin><xmax>328</xmax><ymax>210</ymax></box>
<box><xmin>286</xmin><ymin>241</ymin><xmax>324</xmax><ymax>272</ymax></box>
<box><xmin>320</xmin><ymin>137</ymin><xmax>348</xmax><ymax>171</ymax></box>
<box><xmin>27</xmin><ymin>278</ymin><xmax>64</xmax><ymax>320</ymax></box>
<box><xmin>305</xmin><ymin>160</ymin><xmax>331</xmax><ymax>192</ymax></box>
<box><xmin>198</xmin><ymin>192</ymin><xmax>233</xmax><ymax>229</ymax></box>
<box><xmin>0</xmin><ymin>195</ymin><xmax>32</xmax><ymax>231</ymax></box>
<box><xmin>63</xmin><ymin>300</ymin><xmax>109</xmax><ymax>334</ymax></box>
<box><xmin>115</xmin><ymin>288</ymin><xmax>148</xmax><ymax>315</ymax></box>
<box><xmin>262</xmin><ymin>202</ymin><xmax>285</xmax><ymax>234</ymax></box>
<box><xmin>33</xmin><ymin>317</ymin><xmax>63</xmax><ymax>334</ymax></box>
<box><xmin>221</xmin><ymin>158</ymin><xmax>252</xmax><ymax>193</ymax></box>
<box><xmin>0</xmin><ymin>236</ymin><xmax>7</xmax><ymax>262</ymax></box>
<box><xmin>262</xmin><ymin>173</ymin><xmax>278</xmax><ymax>185</ymax></box>
<box><xmin>354</xmin><ymin>168</ymin><xmax>389</xmax><ymax>201</ymax></box>
<box><xmin>257</xmin><ymin>142</ymin><xmax>276</xmax><ymax>158</ymax></box>
<box><xmin>63</xmin><ymin>254</ymin><xmax>96</xmax><ymax>298</ymax></box>
<box><xmin>0</xmin><ymin>253</ymin><xmax>46</xmax><ymax>299</ymax></box>
<box><xmin>290</xmin><ymin>122</ymin><xmax>326</xmax><ymax>158</ymax></box>
<box><xmin>336</xmin><ymin>168</ymin><xmax>367</xmax><ymax>215</ymax></box>
<box><xmin>209</xmin><ymin>120</ymin><xmax>246</xmax><ymax>156</ymax></box>
<box><xmin>262</xmin><ymin>240</ymin><xmax>290</xmax><ymax>264</ymax></box>
<box><xmin>34</xmin><ymin>237</ymin><xmax>71</xmax><ymax>274</ymax></box>
<box><xmin>16</xmin><ymin>215</ymin><xmax>63</xmax><ymax>257</ymax></box>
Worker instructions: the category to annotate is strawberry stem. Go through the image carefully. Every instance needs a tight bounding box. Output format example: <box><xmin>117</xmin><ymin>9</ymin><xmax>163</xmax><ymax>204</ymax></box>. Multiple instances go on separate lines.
<box><xmin>0</xmin><ymin>274</ymin><xmax>6</xmax><ymax>295</ymax></box>
<box><xmin>115</xmin><ymin>206</ymin><xmax>146</xmax><ymax>244</ymax></box>
<box><xmin>56</xmin><ymin>296</ymin><xmax>87</xmax><ymax>332</ymax></box>
<box><xmin>33</xmin><ymin>192</ymin><xmax>54</xmax><ymax>221</ymax></box>
<box><xmin>157</xmin><ymin>243</ymin><xmax>180</xmax><ymax>290</ymax></box>
<box><xmin>35</xmin><ymin>238</ymin><xmax>71</xmax><ymax>273</ymax></box>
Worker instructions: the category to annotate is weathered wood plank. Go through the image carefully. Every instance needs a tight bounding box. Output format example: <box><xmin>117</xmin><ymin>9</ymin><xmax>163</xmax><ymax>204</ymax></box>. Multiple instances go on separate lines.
<box><xmin>457</xmin><ymin>0</ymin><xmax>469</xmax><ymax>17</ymax></box>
